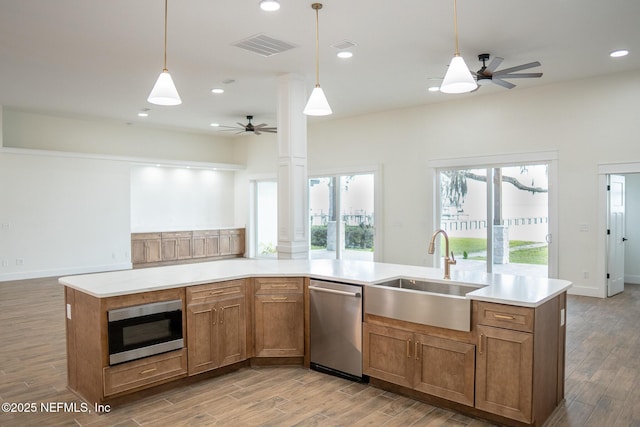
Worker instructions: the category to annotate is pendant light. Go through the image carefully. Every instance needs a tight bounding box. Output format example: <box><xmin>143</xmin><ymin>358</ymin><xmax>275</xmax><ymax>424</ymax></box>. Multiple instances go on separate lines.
<box><xmin>440</xmin><ymin>0</ymin><xmax>477</xmax><ymax>94</ymax></box>
<box><xmin>304</xmin><ymin>3</ymin><xmax>332</xmax><ymax>116</ymax></box>
<box><xmin>148</xmin><ymin>0</ymin><xmax>181</xmax><ymax>106</ymax></box>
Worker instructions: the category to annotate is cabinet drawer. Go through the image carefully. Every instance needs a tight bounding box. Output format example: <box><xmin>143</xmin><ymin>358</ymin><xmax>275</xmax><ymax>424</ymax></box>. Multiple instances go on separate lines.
<box><xmin>103</xmin><ymin>349</ymin><xmax>187</xmax><ymax>396</ymax></box>
<box><xmin>193</xmin><ymin>230</ymin><xmax>219</xmax><ymax>237</ymax></box>
<box><xmin>254</xmin><ymin>277</ymin><xmax>303</xmax><ymax>294</ymax></box>
<box><xmin>475</xmin><ymin>301</ymin><xmax>534</xmax><ymax>333</ymax></box>
<box><xmin>132</xmin><ymin>232</ymin><xmax>161</xmax><ymax>241</ymax></box>
<box><xmin>187</xmin><ymin>280</ymin><xmax>245</xmax><ymax>304</ymax></box>
<box><xmin>161</xmin><ymin>231</ymin><xmax>192</xmax><ymax>239</ymax></box>
<box><xmin>219</xmin><ymin>228</ymin><xmax>242</xmax><ymax>236</ymax></box>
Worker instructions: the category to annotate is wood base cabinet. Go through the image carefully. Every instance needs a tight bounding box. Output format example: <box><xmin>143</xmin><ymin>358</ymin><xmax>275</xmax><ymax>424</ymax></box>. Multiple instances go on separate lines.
<box><xmin>253</xmin><ymin>278</ymin><xmax>304</xmax><ymax>357</ymax></box>
<box><xmin>473</xmin><ymin>295</ymin><xmax>566</xmax><ymax>426</ymax></box>
<box><xmin>363</xmin><ymin>322</ymin><xmax>475</xmax><ymax>406</ymax></box>
<box><xmin>186</xmin><ymin>280</ymin><xmax>247</xmax><ymax>375</ymax></box>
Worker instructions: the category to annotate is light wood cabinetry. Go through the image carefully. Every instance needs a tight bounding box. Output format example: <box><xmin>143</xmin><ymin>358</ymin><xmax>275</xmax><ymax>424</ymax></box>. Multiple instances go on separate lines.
<box><xmin>363</xmin><ymin>321</ymin><xmax>475</xmax><ymax>406</ymax></box>
<box><xmin>131</xmin><ymin>233</ymin><xmax>162</xmax><ymax>264</ymax></box>
<box><xmin>219</xmin><ymin>228</ymin><xmax>245</xmax><ymax>256</ymax></box>
<box><xmin>131</xmin><ymin>228</ymin><xmax>244</xmax><ymax>267</ymax></box>
<box><xmin>186</xmin><ymin>280</ymin><xmax>247</xmax><ymax>375</ymax></box>
<box><xmin>65</xmin><ymin>287</ymin><xmax>187</xmax><ymax>404</ymax></box>
<box><xmin>161</xmin><ymin>231</ymin><xmax>192</xmax><ymax>261</ymax></box>
<box><xmin>253</xmin><ymin>277</ymin><xmax>304</xmax><ymax>357</ymax></box>
<box><xmin>473</xmin><ymin>296</ymin><xmax>565</xmax><ymax>425</ymax></box>
<box><xmin>103</xmin><ymin>349</ymin><xmax>187</xmax><ymax>396</ymax></box>
<box><xmin>192</xmin><ymin>230</ymin><xmax>220</xmax><ymax>258</ymax></box>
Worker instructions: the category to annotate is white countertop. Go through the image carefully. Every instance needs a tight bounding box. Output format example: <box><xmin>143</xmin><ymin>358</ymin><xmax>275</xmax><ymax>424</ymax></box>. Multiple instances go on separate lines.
<box><xmin>59</xmin><ymin>258</ymin><xmax>572</xmax><ymax>307</ymax></box>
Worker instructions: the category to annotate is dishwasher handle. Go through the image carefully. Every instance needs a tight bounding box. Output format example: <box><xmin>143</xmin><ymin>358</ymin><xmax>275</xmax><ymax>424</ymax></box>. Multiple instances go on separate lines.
<box><xmin>309</xmin><ymin>285</ymin><xmax>361</xmax><ymax>298</ymax></box>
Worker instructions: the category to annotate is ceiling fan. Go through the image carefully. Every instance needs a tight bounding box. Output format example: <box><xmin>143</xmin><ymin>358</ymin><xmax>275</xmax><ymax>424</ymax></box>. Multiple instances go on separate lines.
<box><xmin>219</xmin><ymin>115</ymin><xmax>277</xmax><ymax>135</ymax></box>
<box><xmin>474</xmin><ymin>53</ymin><xmax>543</xmax><ymax>89</ymax></box>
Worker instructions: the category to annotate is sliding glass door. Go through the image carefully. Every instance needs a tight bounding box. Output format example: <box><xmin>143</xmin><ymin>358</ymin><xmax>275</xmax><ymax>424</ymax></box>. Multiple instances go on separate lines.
<box><xmin>309</xmin><ymin>173</ymin><xmax>375</xmax><ymax>260</ymax></box>
<box><xmin>438</xmin><ymin>164</ymin><xmax>549</xmax><ymax>277</ymax></box>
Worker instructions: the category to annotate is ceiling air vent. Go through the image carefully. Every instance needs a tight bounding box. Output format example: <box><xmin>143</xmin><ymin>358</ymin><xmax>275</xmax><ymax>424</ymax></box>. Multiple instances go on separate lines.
<box><xmin>232</xmin><ymin>33</ymin><xmax>298</xmax><ymax>57</ymax></box>
<box><xmin>331</xmin><ymin>40</ymin><xmax>358</xmax><ymax>50</ymax></box>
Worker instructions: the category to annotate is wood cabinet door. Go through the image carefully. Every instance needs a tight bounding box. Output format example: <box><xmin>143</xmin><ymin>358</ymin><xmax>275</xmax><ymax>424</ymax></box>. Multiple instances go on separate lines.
<box><xmin>186</xmin><ymin>302</ymin><xmax>218</xmax><ymax>375</ymax></box>
<box><xmin>254</xmin><ymin>293</ymin><xmax>304</xmax><ymax>357</ymax></box>
<box><xmin>146</xmin><ymin>238</ymin><xmax>162</xmax><ymax>263</ymax></box>
<box><xmin>176</xmin><ymin>236</ymin><xmax>192</xmax><ymax>259</ymax></box>
<box><xmin>475</xmin><ymin>324</ymin><xmax>534</xmax><ymax>423</ymax></box>
<box><xmin>206</xmin><ymin>234</ymin><xmax>220</xmax><ymax>257</ymax></box>
<box><xmin>161</xmin><ymin>238</ymin><xmax>178</xmax><ymax>261</ymax></box>
<box><xmin>363</xmin><ymin>323</ymin><xmax>414</xmax><ymax>388</ymax></box>
<box><xmin>192</xmin><ymin>235</ymin><xmax>206</xmax><ymax>258</ymax></box>
<box><xmin>217</xmin><ymin>295</ymin><xmax>247</xmax><ymax>367</ymax></box>
<box><xmin>413</xmin><ymin>333</ymin><xmax>475</xmax><ymax>407</ymax></box>
<box><xmin>131</xmin><ymin>239</ymin><xmax>146</xmax><ymax>264</ymax></box>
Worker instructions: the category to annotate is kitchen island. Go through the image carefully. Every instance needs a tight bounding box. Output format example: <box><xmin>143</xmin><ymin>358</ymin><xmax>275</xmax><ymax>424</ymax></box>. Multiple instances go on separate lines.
<box><xmin>60</xmin><ymin>258</ymin><xmax>571</xmax><ymax>427</ymax></box>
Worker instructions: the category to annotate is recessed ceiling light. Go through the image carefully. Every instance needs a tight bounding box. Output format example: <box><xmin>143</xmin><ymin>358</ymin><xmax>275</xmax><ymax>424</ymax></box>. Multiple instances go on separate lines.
<box><xmin>259</xmin><ymin>0</ymin><xmax>280</xmax><ymax>11</ymax></box>
<box><xmin>610</xmin><ymin>49</ymin><xmax>629</xmax><ymax>58</ymax></box>
<box><xmin>137</xmin><ymin>112</ymin><xmax>149</xmax><ymax>117</ymax></box>
<box><xmin>211</xmin><ymin>88</ymin><xmax>224</xmax><ymax>94</ymax></box>
<box><xmin>210</xmin><ymin>123</ymin><xmax>220</xmax><ymax>127</ymax></box>
<box><xmin>337</xmin><ymin>51</ymin><xmax>353</xmax><ymax>59</ymax></box>
<box><xmin>428</xmin><ymin>86</ymin><xmax>440</xmax><ymax>92</ymax></box>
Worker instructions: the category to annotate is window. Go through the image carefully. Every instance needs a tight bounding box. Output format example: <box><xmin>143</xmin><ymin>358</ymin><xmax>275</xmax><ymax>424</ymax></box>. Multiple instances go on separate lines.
<box><xmin>309</xmin><ymin>173</ymin><xmax>375</xmax><ymax>260</ymax></box>
<box><xmin>436</xmin><ymin>161</ymin><xmax>555</xmax><ymax>278</ymax></box>
<box><xmin>254</xmin><ymin>180</ymin><xmax>278</xmax><ymax>258</ymax></box>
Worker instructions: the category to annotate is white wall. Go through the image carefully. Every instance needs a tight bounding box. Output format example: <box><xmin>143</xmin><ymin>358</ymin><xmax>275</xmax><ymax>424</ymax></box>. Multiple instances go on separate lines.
<box><xmin>131</xmin><ymin>166</ymin><xmax>237</xmax><ymax>232</ymax></box>
<box><xmin>0</xmin><ymin>109</ymin><xmax>240</xmax><ymax>281</ymax></box>
<box><xmin>0</xmin><ymin>151</ymin><xmax>131</xmax><ymax>280</ymax></box>
<box><xmin>624</xmin><ymin>174</ymin><xmax>640</xmax><ymax>284</ymax></box>
<box><xmin>234</xmin><ymin>69</ymin><xmax>640</xmax><ymax>297</ymax></box>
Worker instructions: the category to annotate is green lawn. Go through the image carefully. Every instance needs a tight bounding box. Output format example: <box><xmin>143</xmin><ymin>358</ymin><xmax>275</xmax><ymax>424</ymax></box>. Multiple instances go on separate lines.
<box><xmin>448</xmin><ymin>237</ymin><xmax>548</xmax><ymax>265</ymax></box>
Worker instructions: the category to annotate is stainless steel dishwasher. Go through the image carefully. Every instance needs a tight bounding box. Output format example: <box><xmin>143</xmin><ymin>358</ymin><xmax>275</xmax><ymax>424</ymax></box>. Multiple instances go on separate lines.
<box><xmin>309</xmin><ymin>279</ymin><xmax>365</xmax><ymax>381</ymax></box>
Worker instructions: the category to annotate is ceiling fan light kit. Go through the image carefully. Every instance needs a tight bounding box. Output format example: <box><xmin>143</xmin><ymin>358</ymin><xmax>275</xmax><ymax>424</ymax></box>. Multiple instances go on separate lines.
<box><xmin>148</xmin><ymin>0</ymin><xmax>181</xmax><ymax>106</ymax></box>
<box><xmin>304</xmin><ymin>3</ymin><xmax>332</xmax><ymax>116</ymax></box>
<box><xmin>440</xmin><ymin>0</ymin><xmax>477</xmax><ymax>94</ymax></box>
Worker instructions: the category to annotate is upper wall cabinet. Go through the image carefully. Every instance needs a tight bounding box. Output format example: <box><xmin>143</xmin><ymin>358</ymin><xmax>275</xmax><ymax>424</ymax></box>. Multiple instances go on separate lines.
<box><xmin>132</xmin><ymin>228</ymin><xmax>245</xmax><ymax>268</ymax></box>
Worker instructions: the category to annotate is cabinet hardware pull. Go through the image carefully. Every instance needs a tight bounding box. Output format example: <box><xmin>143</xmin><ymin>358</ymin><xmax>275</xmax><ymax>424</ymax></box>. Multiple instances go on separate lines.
<box><xmin>271</xmin><ymin>296</ymin><xmax>288</xmax><ymax>301</ymax></box>
<box><xmin>407</xmin><ymin>340</ymin><xmax>411</xmax><ymax>358</ymax></box>
<box><xmin>479</xmin><ymin>333</ymin><xmax>484</xmax><ymax>354</ymax></box>
<box><xmin>415</xmin><ymin>341</ymin><xmax>420</xmax><ymax>360</ymax></box>
<box><xmin>208</xmin><ymin>290</ymin><xmax>224</xmax><ymax>295</ymax></box>
<box><xmin>212</xmin><ymin>308</ymin><xmax>217</xmax><ymax>325</ymax></box>
<box><xmin>139</xmin><ymin>368</ymin><xmax>156</xmax><ymax>375</ymax></box>
<box><xmin>220</xmin><ymin>307</ymin><xmax>224</xmax><ymax>324</ymax></box>
<box><xmin>493</xmin><ymin>313</ymin><xmax>516</xmax><ymax>320</ymax></box>
<box><xmin>269</xmin><ymin>284</ymin><xmax>288</xmax><ymax>287</ymax></box>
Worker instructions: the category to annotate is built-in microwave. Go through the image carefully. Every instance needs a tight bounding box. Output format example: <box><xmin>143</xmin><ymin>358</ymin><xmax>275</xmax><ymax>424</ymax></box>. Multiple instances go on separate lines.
<box><xmin>107</xmin><ymin>299</ymin><xmax>184</xmax><ymax>365</ymax></box>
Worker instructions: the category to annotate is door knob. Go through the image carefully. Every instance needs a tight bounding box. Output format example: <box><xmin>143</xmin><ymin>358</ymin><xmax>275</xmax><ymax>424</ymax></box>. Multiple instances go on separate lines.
<box><xmin>622</xmin><ymin>237</ymin><xmax>628</xmax><ymax>242</ymax></box>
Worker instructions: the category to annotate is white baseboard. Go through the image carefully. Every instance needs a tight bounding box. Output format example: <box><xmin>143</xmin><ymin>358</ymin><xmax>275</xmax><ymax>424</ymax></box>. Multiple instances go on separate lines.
<box><xmin>0</xmin><ymin>263</ymin><xmax>132</xmax><ymax>282</ymax></box>
<box><xmin>624</xmin><ymin>274</ymin><xmax>640</xmax><ymax>285</ymax></box>
<box><xmin>567</xmin><ymin>285</ymin><xmax>606</xmax><ymax>298</ymax></box>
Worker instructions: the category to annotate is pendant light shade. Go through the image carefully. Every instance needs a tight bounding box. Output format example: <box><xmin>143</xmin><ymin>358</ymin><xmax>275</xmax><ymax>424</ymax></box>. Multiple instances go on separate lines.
<box><xmin>440</xmin><ymin>0</ymin><xmax>477</xmax><ymax>94</ymax></box>
<box><xmin>441</xmin><ymin>55</ymin><xmax>477</xmax><ymax>94</ymax></box>
<box><xmin>304</xmin><ymin>86</ymin><xmax>332</xmax><ymax>116</ymax></box>
<box><xmin>148</xmin><ymin>70</ymin><xmax>181</xmax><ymax>105</ymax></box>
<box><xmin>304</xmin><ymin>3</ymin><xmax>332</xmax><ymax>116</ymax></box>
<box><xmin>148</xmin><ymin>0</ymin><xmax>181</xmax><ymax>106</ymax></box>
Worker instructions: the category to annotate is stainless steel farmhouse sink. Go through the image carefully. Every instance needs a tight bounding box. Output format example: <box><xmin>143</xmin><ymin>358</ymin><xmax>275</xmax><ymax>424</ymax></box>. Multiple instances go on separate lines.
<box><xmin>365</xmin><ymin>278</ymin><xmax>485</xmax><ymax>332</ymax></box>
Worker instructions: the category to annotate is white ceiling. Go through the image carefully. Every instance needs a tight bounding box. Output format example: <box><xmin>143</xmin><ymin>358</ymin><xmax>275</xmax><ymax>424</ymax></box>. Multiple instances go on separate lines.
<box><xmin>1</xmin><ymin>0</ymin><xmax>639</xmax><ymax>134</ymax></box>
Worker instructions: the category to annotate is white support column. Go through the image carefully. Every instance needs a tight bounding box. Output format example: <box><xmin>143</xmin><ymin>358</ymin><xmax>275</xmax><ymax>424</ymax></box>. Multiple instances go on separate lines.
<box><xmin>276</xmin><ymin>74</ymin><xmax>309</xmax><ymax>259</ymax></box>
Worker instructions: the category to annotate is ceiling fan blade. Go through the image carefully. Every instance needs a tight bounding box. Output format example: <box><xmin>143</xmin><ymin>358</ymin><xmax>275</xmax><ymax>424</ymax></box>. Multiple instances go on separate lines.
<box><xmin>236</xmin><ymin>122</ymin><xmax>246</xmax><ymax>127</ymax></box>
<box><xmin>254</xmin><ymin>130</ymin><xmax>262</xmax><ymax>135</ymax></box>
<box><xmin>485</xmin><ymin>57</ymin><xmax>504</xmax><ymax>74</ymax></box>
<box><xmin>262</xmin><ymin>129</ymin><xmax>277</xmax><ymax>133</ymax></box>
<box><xmin>496</xmin><ymin>72</ymin><xmax>543</xmax><ymax>79</ymax></box>
<box><xmin>253</xmin><ymin>123</ymin><xmax>268</xmax><ymax>128</ymax></box>
<box><xmin>492</xmin><ymin>78</ymin><xmax>516</xmax><ymax>89</ymax></box>
<box><xmin>493</xmin><ymin>61</ymin><xmax>541</xmax><ymax>76</ymax></box>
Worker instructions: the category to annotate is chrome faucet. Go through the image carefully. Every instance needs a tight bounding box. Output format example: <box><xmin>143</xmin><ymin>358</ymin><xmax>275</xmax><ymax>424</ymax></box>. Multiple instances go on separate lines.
<box><xmin>428</xmin><ymin>229</ymin><xmax>456</xmax><ymax>279</ymax></box>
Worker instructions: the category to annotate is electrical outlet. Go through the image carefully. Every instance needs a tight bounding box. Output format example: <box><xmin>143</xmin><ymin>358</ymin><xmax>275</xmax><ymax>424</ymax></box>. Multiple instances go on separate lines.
<box><xmin>16</xmin><ymin>258</ymin><xmax>24</xmax><ymax>266</ymax></box>
<box><xmin>1</xmin><ymin>259</ymin><xmax>8</xmax><ymax>267</ymax></box>
<box><xmin>583</xmin><ymin>271</ymin><xmax>589</xmax><ymax>279</ymax></box>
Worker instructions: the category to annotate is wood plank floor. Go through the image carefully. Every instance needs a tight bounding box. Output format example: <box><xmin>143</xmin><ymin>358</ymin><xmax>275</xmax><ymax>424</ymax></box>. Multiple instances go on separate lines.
<box><xmin>1</xmin><ymin>277</ymin><xmax>639</xmax><ymax>426</ymax></box>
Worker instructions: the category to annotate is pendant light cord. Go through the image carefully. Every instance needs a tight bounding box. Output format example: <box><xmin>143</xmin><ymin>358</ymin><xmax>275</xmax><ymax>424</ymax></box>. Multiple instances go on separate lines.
<box><xmin>163</xmin><ymin>0</ymin><xmax>168</xmax><ymax>71</ymax></box>
<box><xmin>312</xmin><ymin>3</ymin><xmax>322</xmax><ymax>87</ymax></box>
<box><xmin>453</xmin><ymin>0</ymin><xmax>460</xmax><ymax>56</ymax></box>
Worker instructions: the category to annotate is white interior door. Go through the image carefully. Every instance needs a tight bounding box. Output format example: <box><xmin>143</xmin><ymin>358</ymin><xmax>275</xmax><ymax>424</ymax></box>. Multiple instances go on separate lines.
<box><xmin>607</xmin><ymin>174</ymin><xmax>626</xmax><ymax>296</ymax></box>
